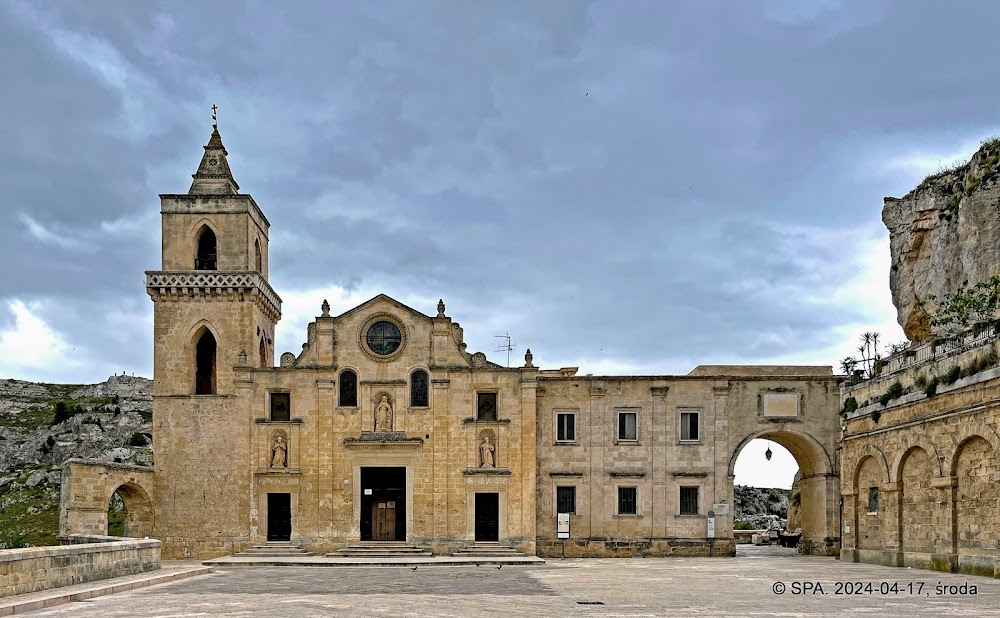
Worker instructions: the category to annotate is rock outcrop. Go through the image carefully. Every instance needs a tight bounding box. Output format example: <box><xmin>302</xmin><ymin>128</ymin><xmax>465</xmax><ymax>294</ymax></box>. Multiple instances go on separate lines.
<box><xmin>734</xmin><ymin>485</ymin><xmax>789</xmax><ymax>530</ymax></box>
<box><xmin>0</xmin><ymin>375</ymin><xmax>152</xmax><ymax>547</ymax></box>
<box><xmin>884</xmin><ymin>138</ymin><xmax>1000</xmax><ymax>341</ymax></box>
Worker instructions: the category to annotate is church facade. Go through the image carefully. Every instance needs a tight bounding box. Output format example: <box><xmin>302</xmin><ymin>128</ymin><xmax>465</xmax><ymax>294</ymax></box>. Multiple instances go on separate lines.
<box><xmin>60</xmin><ymin>125</ymin><xmax>844</xmax><ymax>560</ymax></box>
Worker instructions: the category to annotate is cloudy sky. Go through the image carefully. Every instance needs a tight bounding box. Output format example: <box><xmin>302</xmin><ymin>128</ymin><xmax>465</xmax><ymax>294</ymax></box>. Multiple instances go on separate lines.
<box><xmin>2</xmin><ymin>0</ymin><xmax>998</xmax><ymax>393</ymax></box>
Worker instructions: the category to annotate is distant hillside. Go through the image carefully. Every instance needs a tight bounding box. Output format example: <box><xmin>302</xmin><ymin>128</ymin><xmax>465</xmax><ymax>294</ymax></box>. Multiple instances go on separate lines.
<box><xmin>734</xmin><ymin>485</ymin><xmax>789</xmax><ymax>530</ymax></box>
<box><xmin>0</xmin><ymin>375</ymin><xmax>152</xmax><ymax>548</ymax></box>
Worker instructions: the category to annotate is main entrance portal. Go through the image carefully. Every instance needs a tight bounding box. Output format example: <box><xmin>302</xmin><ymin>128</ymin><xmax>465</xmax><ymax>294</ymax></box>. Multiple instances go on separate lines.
<box><xmin>360</xmin><ymin>467</ymin><xmax>406</xmax><ymax>541</ymax></box>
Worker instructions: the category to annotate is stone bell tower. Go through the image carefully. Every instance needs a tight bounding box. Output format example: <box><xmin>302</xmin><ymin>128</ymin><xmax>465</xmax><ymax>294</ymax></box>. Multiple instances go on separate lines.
<box><xmin>146</xmin><ymin>119</ymin><xmax>282</xmax><ymax>396</ymax></box>
<box><xmin>144</xmin><ymin>115</ymin><xmax>282</xmax><ymax>557</ymax></box>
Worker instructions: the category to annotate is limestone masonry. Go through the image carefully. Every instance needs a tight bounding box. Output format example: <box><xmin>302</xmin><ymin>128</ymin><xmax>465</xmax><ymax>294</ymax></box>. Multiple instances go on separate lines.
<box><xmin>60</xmin><ymin>124</ymin><xmax>845</xmax><ymax>560</ymax></box>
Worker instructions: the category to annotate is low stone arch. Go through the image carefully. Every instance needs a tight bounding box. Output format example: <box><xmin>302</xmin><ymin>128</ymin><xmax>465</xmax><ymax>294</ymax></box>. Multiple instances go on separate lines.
<box><xmin>107</xmin><ymin>481</ymin><xmax>155</xmax><ymax>538</ymax></box>
<box><xmin>946</xmin><ymin>422</ymin><xmax>1000</xmax><ymax>477</ymax></box>
<box><xmin>60</xmin><ymin>460</ymin><xmax>155</xmax><ymax>539</ymax></box>
<box><xmin>891</xmin><ymin>436</ymin><xmax>942</xmax><ymax>482</ymax></box>
<box><xmin>846</xmin><ymin>443</ymin><xmax>891</xmax><ymax>488</ymax></box>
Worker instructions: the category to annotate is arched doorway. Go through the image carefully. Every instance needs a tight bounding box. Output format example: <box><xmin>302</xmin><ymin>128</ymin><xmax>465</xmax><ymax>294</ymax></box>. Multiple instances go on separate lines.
<box><xmin>729</xmin><ymin>429</ymin><xmax>839</xmax><ymax>556</ymax></box>
<box><xmin>106</xmin><ymin>482</ymin><xmax>154</xmax><ymax>538</ymax></box>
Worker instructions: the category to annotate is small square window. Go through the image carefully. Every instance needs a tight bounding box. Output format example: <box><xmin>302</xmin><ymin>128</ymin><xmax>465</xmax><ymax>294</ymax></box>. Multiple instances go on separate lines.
<box><xmin>868</xmin><ymin>487</ymin><xmax>879</xmax><ymax>513</ymax></box>
<box><xmin>617</xmin><ymin>411</ymin><xmax>637</xmax><ymax>442</ymax></box>
<box><xmin>680</xmin><ymin>486</ymin><xmax>699</xmax><ymax>515</ymax></box>
<box><xmin>477</xmin><ymin>392</ymin><xmax>498</xmax><ymax>421</ymax></box>
<box><xmin>556</xmin><ymin>486</ymin><xmax>576</xmax><ymax>514</ymax></box>
<box><xmin>680</xmin><ymin>411</ymin><xmax>699</xmax><ymax>441</ymax></box>
<box><xmin>617</xmin><ymin>486</ymin><xmax>638</xmax><ymax>515</ymax></box>
<box><xmin>269</xmin><ymin>392</ymin><xmax>290</xmax><ymax>422</ymax></box>
<box><xmin>556</xmin><ymin>412</ymin><xmax>576</xmax><ymax>442</ymax></box>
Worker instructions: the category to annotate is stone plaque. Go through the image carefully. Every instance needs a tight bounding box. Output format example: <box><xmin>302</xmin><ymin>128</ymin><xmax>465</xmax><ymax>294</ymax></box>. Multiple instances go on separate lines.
<box><xmin>712</xmin><ymin>503</ymin><xmax>729</xmax><ymax>515</ymax></box>
<box><xmin>762</xmin><ymin>392</ymin><xmax>799</xmax><ymax>418</ymax></box>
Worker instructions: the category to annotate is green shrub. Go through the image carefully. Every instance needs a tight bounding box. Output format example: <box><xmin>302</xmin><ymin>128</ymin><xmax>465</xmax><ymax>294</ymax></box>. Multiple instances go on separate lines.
<box><xmin>887</xmin><ymin>382</ymin><xmax>903</xmax><ymax>399</ymax></box>
<box><xmin>841</xmin><ymin>396</ymin><xmax>858</xmax><ymax>416</ymax></box>
<box><xmin>871</xmin><ymin>409</ymin><xmax>882</xmax><ymax>424</ymax></box>
<box><xmin>982</xmin><ymin>346</ymin><xmax>999</xmax><ymax>369</ymax></box>
<box><xmin>50</xmin><ymin>401</ymin><xmax>72</xmax><ymax>426</ymax></box>
<box><xmin>943</xmin><ymin>365</ymin><xmax>962</xmax><ymax>385</ymax></box>
<box><xmin>128</xmin><ymin>432</ymin><xmax>148</xmax><ymax>447</ymax></box>
<box><xmin>734</xmin><ymin>521</ymin><xmax>752</xmax><ymax>530</ymax></box>
<box><xmin>878</xmin><ymin>392</ymin><xmax>892</xmax><ymax>407</ymax></box>
<box><xmin>925</xmin><ymin>377</ymin><xmax>939</xmax><ymax>397</ymax></box>
<box><xmin>914</xmin><ymin>374</ymin><xmax>928</xmax><ymax>389</ymax></box>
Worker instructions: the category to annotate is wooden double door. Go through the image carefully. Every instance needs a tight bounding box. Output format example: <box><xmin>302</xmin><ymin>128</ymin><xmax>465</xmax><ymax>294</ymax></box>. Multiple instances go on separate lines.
<box><xmin>360</xmin><ymin>467</ymin><xmax>406</xmax><ymax>541</ymax></box>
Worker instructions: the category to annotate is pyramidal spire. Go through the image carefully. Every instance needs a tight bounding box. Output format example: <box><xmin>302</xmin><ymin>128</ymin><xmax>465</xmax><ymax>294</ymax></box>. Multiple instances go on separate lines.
<box><xmin>188</xmin><ymin>107</ymin><xmax>240</xmax><ymax>195</ymax></box>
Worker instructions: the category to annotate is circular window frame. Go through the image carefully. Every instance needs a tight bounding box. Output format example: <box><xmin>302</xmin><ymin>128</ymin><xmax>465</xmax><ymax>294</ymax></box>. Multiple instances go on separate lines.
<box><xmin>359</xmin><ymin>313</ymin><xmax>407</xmax><ymax>362</ymax></box>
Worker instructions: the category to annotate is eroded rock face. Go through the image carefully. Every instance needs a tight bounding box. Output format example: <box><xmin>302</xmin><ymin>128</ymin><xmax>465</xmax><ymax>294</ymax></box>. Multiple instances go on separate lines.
<box><xmin>884</xmin><ymin>139</ymin><xmax>1000</xmax><ymax>341</ymax></box>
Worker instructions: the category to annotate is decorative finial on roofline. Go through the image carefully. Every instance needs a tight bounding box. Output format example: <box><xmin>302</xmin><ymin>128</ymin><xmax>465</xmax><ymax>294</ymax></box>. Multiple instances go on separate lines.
<box><xmin>212</xmin><ymin>103</ymin><xmax>218</xmax><ymax>128</ymax></box>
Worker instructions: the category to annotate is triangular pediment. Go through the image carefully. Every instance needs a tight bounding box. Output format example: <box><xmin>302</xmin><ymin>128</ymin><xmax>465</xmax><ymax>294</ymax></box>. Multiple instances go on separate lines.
<box><xmin>334</xmin><ymin>294</ymin><xmax>432</xmax><ymax>321</ymax></box>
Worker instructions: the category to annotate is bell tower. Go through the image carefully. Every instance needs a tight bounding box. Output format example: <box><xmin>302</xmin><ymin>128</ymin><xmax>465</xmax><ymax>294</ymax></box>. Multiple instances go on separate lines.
<box><xmin>146</xmin><ymin>118</ymin><xmax>282</xmax><ymax>396</ymax></box>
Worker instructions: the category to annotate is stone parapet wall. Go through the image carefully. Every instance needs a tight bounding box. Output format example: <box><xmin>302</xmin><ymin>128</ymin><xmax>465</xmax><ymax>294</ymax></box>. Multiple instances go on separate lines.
<box><xmin>537</xmin><ymin>537</ymin><xmax>736</xmax><ymax>558</ymax></box>
<box><xmin>0</xmin><ymin>538</ymin><xmax>160</xmax><ymax>598</ymax></box>
<box><xmin>843</xmin><ymin>334</ymin><xmax>998</xmax><ymax>409</ymax></box>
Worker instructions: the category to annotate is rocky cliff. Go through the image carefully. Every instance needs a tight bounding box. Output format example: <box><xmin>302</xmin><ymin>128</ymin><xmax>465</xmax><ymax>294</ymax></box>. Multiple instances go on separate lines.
<box><xmin>733</xmin><ymin>485</ymin><xmax>789</xmax><ymax>530</ymax></box>
<box><xmin>0</xmin><ymin>375</ymin><xmax>152</xmax><ymax>547</ymax></box>
<box><xmin>884</xmin><ymin>138</ymin><xmax>1000</xmax><ymax>341</ymax></box>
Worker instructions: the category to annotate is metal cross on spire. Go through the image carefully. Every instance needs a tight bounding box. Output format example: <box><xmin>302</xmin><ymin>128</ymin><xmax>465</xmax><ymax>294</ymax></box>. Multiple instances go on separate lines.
<box><xmin>211</xmin><ymin>104</ymin><xmax>218</xmax><ymax>128</ymax></box>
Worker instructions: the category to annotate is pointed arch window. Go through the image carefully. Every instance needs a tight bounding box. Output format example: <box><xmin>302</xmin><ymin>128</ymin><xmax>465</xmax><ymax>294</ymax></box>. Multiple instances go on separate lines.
<box><xmin>195</xmin><ymin>226</ymin><xmax>217</xmax><ymax>270</ymax></box>
<box><xmin>410</xmin><ymin>370</ymin><xmax>429</xmax><ymax>407</ymax></box>
<box><xmin>339</xmin><ymin>369</ymin><xmax>358</xmax><ymax>407</ymax></box>
<box><xmin>254</xmin><ymin>238</ymin><xmax>262</xmax><ymax>272</ymax></box>
<box><xmin>195</xmin><ymin>329</ymin><xmax>217</xmax><ymax>394</ymax></box>
<box><xmin>259</xmin><ymin>338</ymin><xmax>267</xmax><ymax>368</ymax></box>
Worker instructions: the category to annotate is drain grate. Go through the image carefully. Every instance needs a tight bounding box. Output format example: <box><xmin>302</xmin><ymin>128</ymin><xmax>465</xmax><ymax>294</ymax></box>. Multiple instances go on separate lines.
<box><xmin>577</xmin><ymin>601</ymin><xmax>605</xmax><ymax>605</ymax></box>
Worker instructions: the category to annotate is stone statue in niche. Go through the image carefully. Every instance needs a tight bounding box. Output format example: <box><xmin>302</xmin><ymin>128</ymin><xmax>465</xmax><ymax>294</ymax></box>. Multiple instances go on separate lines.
<box><xmin>270</xmin><ymin>435</ymin><xmax>287</xmax><ymax>468</ymax></box>
<box><xmin>479</xmin><ymin>436</ymin><xmax>495</xmax><ymax>468</ymax></box>
<box><xmin>374</xmin><ymin>395</ymin><xmax>393</xmax><ymax>431</ymax></box>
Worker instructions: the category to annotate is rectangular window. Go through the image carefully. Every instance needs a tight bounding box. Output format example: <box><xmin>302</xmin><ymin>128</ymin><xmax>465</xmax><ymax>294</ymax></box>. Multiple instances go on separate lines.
<box><xmin>556</xmin><ymin>412</ymin><xmax>576</xmax><ymax>442</ymax></box>
<box><xmin>868</xmin><ymin>487</ymin><xmax>879</xmax><ymax>513</ymax></box>
<box><xmin>269</xmin><ymin>392</ymin><xmax>290</xmax><ymax>422</ymax></box>
<box><xmin>617</xmin><ymin>411</ymin><xmax>638</xmax><ymax>442</ymax></box>
<box><xmin>617</xmin><ymin>486</ymin><xmax>638</xmax><ymax>515</ymax></box>
<box><xmin>477</xmin><ymin>392</ymin><xmax>498</xmax><ymax>421</ymax></box>
<box><xmin>680</xmin><ymin>410</ymin><xmax>699</xmax><ymax>441</ymax></box>
<box><xmin>680</xmin><ymin>486</ymin><xmax>699</xmax><ymax>515</ymax></box>
<box><xmin>556</xmin><ymin>486</ymin><xmax>576</xmax><ymax>514</ymax></box>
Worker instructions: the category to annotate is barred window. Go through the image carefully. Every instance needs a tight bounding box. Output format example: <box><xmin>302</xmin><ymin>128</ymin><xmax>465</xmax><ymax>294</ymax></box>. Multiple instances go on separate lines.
<box><xmin>410</xmin><ymin>370</ymin><xmax>429</xmax><ymax>407</ymax></box>
<box><xmin>556</xmin><ymin>413</ymin><xmax>576</xmax><ymax>442</ymax></box>
<box><xmin>617</xmin><ymin>486</ymin><xmax>637</xmax><ymax>515</ymax></box>
<box><xmin>269</xmin><ymin>393</ymin><xmax>290</xmax><ymax>422</ymax></box>
<box><xmin>680</xmin><ymin>486</ymin><xmax>699</xmax><ymax>515</ymax></box>
<box><xmin>339</xmin><ymin>370</ymin><xmax>357</xmax><ymax>407</ymax></box>
<box><xmin>868</xmin><ymin>486</ymin><xmax>879</xmax><ymax>513</ymax></box>
<box><xmin>556</xmin><ymin>486</ymin><xmax>576</xmax><ymax>514</ymax></box>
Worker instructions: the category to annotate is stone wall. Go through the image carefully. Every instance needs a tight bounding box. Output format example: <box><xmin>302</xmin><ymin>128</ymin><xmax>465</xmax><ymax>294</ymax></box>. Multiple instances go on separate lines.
<box><xmin>0</xmin><ymin>538</ymin><xmax>159</xmax><ymax>597</ymax></box>
<box><xmin>534</xmin><ymin>370</ymin><xmax>842</xmax><ymax>558</ymax></box>
<box><xmin>841</xmin><ymin>364</ymin><xmax>1000</xmax><ymax>576</ymax></box>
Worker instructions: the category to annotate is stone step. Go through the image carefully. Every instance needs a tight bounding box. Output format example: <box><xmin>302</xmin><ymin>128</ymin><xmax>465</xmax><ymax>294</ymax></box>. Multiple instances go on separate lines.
<box><xmin>234</xmin><ymin>543</ymin><xmax>313</xmax><ymax>557</ymax></box>
<box><xmin>453</xmin><ymin>545</ymin><xmax>523</xmax><ymax>557</ymax></box>
<box><xmin>329</xmin><ymin>544</ymin><xmax>433</xmax><ymax>557</ymax></box>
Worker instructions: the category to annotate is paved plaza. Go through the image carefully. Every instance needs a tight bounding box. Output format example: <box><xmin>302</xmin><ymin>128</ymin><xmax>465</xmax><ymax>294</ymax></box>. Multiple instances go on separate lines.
<box><xmin>16</xmin><ymin>547</ymin><xmax>1000</xmax><ymax>617</ymax></box>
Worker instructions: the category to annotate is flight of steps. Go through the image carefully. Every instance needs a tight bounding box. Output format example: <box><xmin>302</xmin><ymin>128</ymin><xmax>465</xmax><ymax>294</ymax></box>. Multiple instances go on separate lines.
<box><xmin>234</xmin><ymin>542</ymin><xmax>312</xmax><ymax>557</ymax></box>
<box><xmin>451</xmin><ymin>542</ymin><xmax>525</xmax><ymax>557</ymax></box>
<box><xmin>327</xmin><ymin>541</ymin><xmax>432</xmax><ymax>558</ymax></box>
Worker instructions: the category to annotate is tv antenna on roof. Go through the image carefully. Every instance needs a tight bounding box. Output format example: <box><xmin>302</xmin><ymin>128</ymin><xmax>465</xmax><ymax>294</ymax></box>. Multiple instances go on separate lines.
<box><xmin>495</xmin><ymin>333</ymin><xmax>516</xmax><ymax>367</ymax></box>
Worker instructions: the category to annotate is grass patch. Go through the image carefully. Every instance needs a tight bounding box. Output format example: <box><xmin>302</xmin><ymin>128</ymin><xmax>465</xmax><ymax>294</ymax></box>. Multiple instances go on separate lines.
<box><xmin>0</xmin><ymin>471</ymin><xmax>61</xmax><ymax>548</ymax></box>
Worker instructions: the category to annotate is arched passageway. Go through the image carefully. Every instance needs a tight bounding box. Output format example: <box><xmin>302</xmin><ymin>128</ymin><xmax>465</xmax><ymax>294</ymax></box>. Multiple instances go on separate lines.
<box><xmin>729</xmin><ymin>429</ymin><xmax>839</xmax><ymax>556</ymax></box>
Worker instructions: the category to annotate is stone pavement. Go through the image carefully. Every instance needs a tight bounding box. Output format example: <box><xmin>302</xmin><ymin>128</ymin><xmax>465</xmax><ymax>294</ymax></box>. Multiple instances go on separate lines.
<box><xmin>13</xmin><ymin>546</ymin><xmax>1000</xmax><ymax>617</ymax></box>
